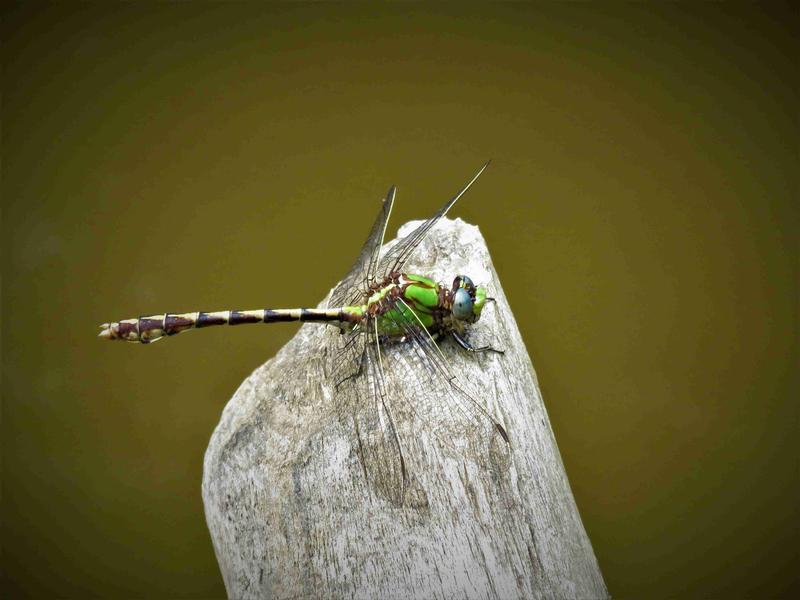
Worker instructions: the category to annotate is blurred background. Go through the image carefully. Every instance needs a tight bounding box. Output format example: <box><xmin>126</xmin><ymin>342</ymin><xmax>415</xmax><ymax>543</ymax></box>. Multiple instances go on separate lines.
<box><xmin>2</xmin><ymin>3</ymin><xmax>797</xmax><ymax>598</ymax></box>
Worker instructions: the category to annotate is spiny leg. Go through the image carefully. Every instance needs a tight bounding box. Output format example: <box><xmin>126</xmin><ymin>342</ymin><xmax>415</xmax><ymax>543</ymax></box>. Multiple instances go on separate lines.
<box><xmin>451</xmin><ymin>330</ymin><xmax>504</xmax><ymax>355</ymax></box>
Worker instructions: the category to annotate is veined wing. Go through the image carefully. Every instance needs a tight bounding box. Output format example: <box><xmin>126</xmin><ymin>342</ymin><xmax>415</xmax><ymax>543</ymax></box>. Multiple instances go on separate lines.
<box><xmin>326</xmin><ymin>184</ymin><xmax>408</xmax><ymax>502</ymax></box>
<box><xmin>329</xmin><ymin>185</ymin><xmax>395</xmax><ymax>309</ymax></box>
<box><xmin>376</xmin><ymin>161</ymin><xmax>490</xmax><ymax>278</ymax></box>
<box><xmin>380</xmin><ymin>298</ymin><xmax>510</xmax><ymax>469</ymax></box>
<box><xmin>330</xmin><ymin>162</ymin><xmax>488</xmax><ymax>307</ymax></box>
<box><xmin>330</xmin><ymin>297</ymin><xmax>508</xmax><ymax>506</ymax></box>
<box><xmin>327</xmin><ymin>164</ymin><xmax>501</xmax><ymax>505</ymax></box>
<box><xmin>329</xmin><ymin>310</ymin><xmax>409</xmax><ymax>505</ymax></box>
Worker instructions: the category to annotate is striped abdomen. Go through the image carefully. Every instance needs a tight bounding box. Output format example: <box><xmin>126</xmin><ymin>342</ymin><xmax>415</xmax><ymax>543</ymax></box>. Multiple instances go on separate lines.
<box><xmin>98</xmin><ymin>308</ymin><xmax>361</xmax><ymax>344</ymax></box>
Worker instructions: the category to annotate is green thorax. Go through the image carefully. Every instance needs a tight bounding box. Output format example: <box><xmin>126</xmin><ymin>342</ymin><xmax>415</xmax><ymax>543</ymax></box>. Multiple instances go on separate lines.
<box><xmin>340</xmin><ymin>273</ymin><xmax>488</xmax><ymax>339</ymax></box>
<box><xmin>376</xmin><ymin>274</ymin><xmax>439</xmax><ymax>337</ymax></box>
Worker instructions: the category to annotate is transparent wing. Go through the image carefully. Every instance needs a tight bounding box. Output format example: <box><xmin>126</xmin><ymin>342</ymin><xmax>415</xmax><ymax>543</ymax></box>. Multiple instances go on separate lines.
<box><xmin>326</xmin><ymin>164</ymin><xmax>502</xmax><ymax>504</ymax></box>
<box><xmin>328</xmin><ymin>185</ymin><xmax>395</xmax><ymax>309</ymax></box>
<box><xmin>329</xmin><ymin>298</ymin><xmax>508</xmax><ymax>505</ymax></box>
<box><xmin>378</xmin><ymin>298</ymin><xmax>511</xmax><ymax>469</ymax></box>
<box><xmin>329</xmin><ymin>314</ymin><xmax>408</xmax><ymax>505</ymax></box>
<box><xmin>326</xmin><ymin>185</ymin><xmax>407</xmax><ymax>502</ymax></box>
<box><xmin>375</xmin><ymin>161</ymin><xmax>489</xmax><ymax>278</ymax></box>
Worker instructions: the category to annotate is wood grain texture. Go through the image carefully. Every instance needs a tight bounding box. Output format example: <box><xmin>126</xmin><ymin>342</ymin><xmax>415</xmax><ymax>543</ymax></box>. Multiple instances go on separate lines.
<box><xmin>202</xmin><ymin>218</ymin><xmax>608</xmax><ymax>599</ymax></box>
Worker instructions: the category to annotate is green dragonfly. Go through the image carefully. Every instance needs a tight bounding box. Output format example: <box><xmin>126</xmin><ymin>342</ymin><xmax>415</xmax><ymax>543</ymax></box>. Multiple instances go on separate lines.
<box><xmin>99</xmin><ymin>162</ymin><xmax>509</xmax><ymax>500</ymax></box>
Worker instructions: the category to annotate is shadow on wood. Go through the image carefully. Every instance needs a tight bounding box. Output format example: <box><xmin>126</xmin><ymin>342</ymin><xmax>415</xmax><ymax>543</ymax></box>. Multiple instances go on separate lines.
<box><xmin>202</xmin><ymin>217</ymin><xmax>608</xmax><ymax>599</ymax></box>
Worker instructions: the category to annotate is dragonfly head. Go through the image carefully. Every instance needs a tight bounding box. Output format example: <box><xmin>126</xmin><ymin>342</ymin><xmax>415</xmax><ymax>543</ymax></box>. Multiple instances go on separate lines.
<box><xmin>451</xmin><ymin>275</ymin><xmax>490</xmax><ymax>323</ymax></box>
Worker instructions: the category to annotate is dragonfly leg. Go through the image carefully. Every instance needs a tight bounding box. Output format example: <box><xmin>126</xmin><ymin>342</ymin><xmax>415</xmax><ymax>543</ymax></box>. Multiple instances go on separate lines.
<box><xmin>451</xmin><ymin>330</ymin><xmax>504</xmax><ymax>354</ymax></box>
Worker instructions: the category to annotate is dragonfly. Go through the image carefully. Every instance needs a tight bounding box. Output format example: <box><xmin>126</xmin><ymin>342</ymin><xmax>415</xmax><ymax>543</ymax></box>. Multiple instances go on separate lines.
<box><xmin>99</xmin><ymin>162</ymin><xmax>510</xmax><ymax>502</ymax></box>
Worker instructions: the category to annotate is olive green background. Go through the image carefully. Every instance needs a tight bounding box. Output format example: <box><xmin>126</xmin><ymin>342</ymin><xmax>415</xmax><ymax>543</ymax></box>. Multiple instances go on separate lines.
<box><xmin>2</xmin><ymin>3</ymin><xmax>797</xmax><ymax>598</ymax></box>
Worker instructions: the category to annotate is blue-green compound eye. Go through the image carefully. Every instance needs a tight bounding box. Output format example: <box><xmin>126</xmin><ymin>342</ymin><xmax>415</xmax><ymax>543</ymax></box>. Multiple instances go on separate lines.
<box><xmin>453</xmin><ymin>288</ymin><xmax>474</xmax><ymax>320</ymax></box>
<box><xmin>460</xmin><ymin>275</ymin><xmax>474</xmax><ymax>289</ymax></box>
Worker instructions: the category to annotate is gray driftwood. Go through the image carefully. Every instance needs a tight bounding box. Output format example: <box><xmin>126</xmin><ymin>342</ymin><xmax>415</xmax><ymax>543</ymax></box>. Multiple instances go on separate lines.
<box><xmin>202</xmin><ymin>218</ymin><xmax>608</xmax><ymax>599</ymax></box>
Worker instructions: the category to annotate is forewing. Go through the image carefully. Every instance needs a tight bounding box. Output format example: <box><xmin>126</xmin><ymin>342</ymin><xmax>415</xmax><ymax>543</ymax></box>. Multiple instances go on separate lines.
<box><xmin>329</xmin><ymin>185</ymin><xmax>395</xmax><ymax>308</ymax></box>
<box><xmin>379</xmin><ymin>298</ymin><xmax>511</xmax><ymax>470</ymax></box>
<box><xmin>376</xmin><ymin>161</ymin><xmax>489</xmax><ymax>278</ymax></box>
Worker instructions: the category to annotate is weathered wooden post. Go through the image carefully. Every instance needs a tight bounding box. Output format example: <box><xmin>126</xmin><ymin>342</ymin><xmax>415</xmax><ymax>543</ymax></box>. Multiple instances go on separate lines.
<box><xmin>203</xmin><ymin>218</ymin><xmax>608</xmax><ymax>599</ymax></box>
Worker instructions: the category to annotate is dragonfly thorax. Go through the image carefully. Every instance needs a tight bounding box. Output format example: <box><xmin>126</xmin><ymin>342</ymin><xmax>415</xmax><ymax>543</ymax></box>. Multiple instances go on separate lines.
<box><xmin>353</xmin><ymin>272</ymin><xmax>488</xmax><ymax>340</ymax></box>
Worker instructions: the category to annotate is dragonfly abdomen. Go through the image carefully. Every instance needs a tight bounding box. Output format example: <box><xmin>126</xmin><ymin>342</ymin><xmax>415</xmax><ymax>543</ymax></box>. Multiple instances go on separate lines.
<box><xmin>98</xmin><ymin>307</ymin><xmax>359</xmax><ymax>344</ymax></box>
